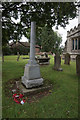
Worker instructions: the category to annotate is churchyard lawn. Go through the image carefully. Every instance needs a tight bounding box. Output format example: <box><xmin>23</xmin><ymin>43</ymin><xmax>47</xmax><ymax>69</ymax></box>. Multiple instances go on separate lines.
<box><xmin>2</xmin><ymin>55</ymin><xmax>78</xmax><ymax>118</ymax></box>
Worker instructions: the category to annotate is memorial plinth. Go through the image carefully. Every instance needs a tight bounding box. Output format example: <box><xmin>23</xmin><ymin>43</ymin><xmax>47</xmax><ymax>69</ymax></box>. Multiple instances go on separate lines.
<box><xmin>22</xmin><ymin>22</ymin><xmax>43</xmax><ymax>88</ymax></box>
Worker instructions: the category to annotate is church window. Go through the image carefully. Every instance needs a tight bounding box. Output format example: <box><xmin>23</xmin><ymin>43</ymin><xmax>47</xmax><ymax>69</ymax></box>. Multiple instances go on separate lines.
<box><xmin>75</xmin><ymin>39</ymin><xmax>77</xmax><ymax>50</ymax></box>
<box><xmin>72</xmin><ymin>39</ymin><xmax>74</xmax><ymax>50</ymax></box>
<box><xmin>78</xmin><ymin>39</ymin><xmax>80</xmax><ymax>49</ymax></box>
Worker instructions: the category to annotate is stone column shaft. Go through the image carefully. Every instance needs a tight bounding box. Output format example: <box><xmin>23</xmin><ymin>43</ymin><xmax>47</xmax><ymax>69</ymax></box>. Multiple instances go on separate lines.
<box><xmin>30</xmin><ymin>22</ymin><xmax>36</xmax><ymax>61</ymax></box>
<box><xmin>22</xmin><ymin>21</ymin><xmax>43</xmax><ymax>88</ymax></box>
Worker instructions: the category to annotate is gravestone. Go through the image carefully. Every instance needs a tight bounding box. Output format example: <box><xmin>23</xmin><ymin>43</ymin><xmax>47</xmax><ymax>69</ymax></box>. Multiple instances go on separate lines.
<box><xmin>53</xmin><ymin>53</ymin><xmax>63</xmax><ymax>71</ymax></box>
<box><xmin>76</xmin><ymin>55</ymin><xmax>80</xmax><ymax>76</ymax></box>
<box><xmin>64</xmin><ymin>53</ymin><xmax>70</xmax><ymax>65</ymax></box>
<box><xmin>36</xmin><ymin>52</ymin><xmax>50</xmax><ymax>65</ymax></box>
<box><xmin>22</xmin><ymin>22</ymin><xmax>43</xmax><ymax>88</ymax></box>
<box><xmin>17</xmin><ymin>52</ymin><xmax>20</xmax><ymax>61</ymax></box>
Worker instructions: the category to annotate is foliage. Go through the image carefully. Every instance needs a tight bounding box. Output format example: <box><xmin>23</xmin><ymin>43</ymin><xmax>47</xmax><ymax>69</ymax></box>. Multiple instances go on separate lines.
<box><xmin>2</xmin><ymin>2</ymin><xmax>78</xmax><ymax>46</ymax></box>
<box><xmin>11</xmin><ymin>45</ymin><xmax>30</xmax><ymax>55</ymax></box>
<box><xmin>36</xmin><ymin>27</ymin><xmax>42</xmax><ymax>46</ymax></box>
<box><xmin>2</xmin><ymin>46</ymin><xmax>12</xmax><ymax>55</ymax></box>
<box><xmin>39</xmin><ymin>26</ymin><xmax>62</xmax><ymax>53</ymax></box>
<box><xmin>2</xmin><ymin>55</ymin><xmax>78</xmax><ymax>118</ymax></box>
<box><xmin>2</xmin><ymin>44</ymin><xmax>30</xmax><ymax>55</ymax></box>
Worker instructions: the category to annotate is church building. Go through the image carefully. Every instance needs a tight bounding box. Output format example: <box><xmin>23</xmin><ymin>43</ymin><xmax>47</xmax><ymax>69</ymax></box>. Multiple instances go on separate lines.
<box><xmin>63</xmin><ymin>24</ymin><xmax>80</xmax><ymax>59</ymax></box>
<box><xmin>63</xmin><ymin>6</ymin><xmax>80</xmax><ymax>59</ymax></box>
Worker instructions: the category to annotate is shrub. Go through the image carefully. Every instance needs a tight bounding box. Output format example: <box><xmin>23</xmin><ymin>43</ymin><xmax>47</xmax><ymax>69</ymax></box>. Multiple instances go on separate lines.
<box><xmin>2</xmin><ymin>46</ymin><xmax>12</xmax><ymax>55</ymax></box>
<box><xmin>11</xmin><ymin>45</ymin><xmax>30</xmax><ymax>55</ymax></box>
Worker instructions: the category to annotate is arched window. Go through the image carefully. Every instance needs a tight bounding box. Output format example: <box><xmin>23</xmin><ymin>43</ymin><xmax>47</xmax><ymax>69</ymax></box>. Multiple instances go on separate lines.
<box><xmin>72</xmin><ymin>39</ymin><xmax>74</xmax><ymax>50</ymax></box>
<box><xmin>78</xmin><ymin>39</ymin><xmax>80</xmax><ymax>49</ymax></box>
<box><xmin>75</xmin><ymin>39</ymin><xmax>77</xmax><ymax>50</ymax></box>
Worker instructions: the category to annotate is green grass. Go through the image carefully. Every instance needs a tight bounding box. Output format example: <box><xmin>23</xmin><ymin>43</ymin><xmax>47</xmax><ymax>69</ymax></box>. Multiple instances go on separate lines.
<box><xmin>0</xmin><ymin>56</ymin><xmax>2</xmax><ymax>119</ymax></box>
<box><xmin>2</xmin><ymin>55</ymin><xmax>79</xmax><ymax>118</ymax></box>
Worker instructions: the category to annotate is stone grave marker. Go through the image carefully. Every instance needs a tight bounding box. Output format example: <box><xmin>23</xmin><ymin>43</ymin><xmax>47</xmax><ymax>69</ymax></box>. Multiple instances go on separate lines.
<box><xmin>76</xmin><ymin>55</ymin><xmax>80</xmax><ymax>76</ymax></box>
<box><xmin>36</xmin><ymin>52</ymin><xmax>50</xmax><ymax>65</ymax></box>
<box><xmin>17</xmin><ymin>52</ymin><xmax>20</xmax><ymax>61</ymax></box>
<box><xmin>64</xmin><ymin>53</ymin><xmax>70</xmax><ymax>65</ymax></box>
<box><xmin>53</xmin><ymin>53</ymin><xmax>63</xmax><ymax>71</ymax></box>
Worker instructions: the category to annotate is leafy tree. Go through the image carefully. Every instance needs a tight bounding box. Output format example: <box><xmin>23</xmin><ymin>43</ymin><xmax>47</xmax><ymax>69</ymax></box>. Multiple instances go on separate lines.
<box><xmin>2</xmin><ymin>45</ymin><xmax>12</xmax><ymax>55</ymax></box>
<box><xmin>40</xmin><ymin>26</ymin><xmax>62</xmax><ymax>53</ymax></box>
<box><xmin>11</xmin><ymin>45</ymin><xmax>30</xmax><ymax>55</ymax></box>
<box><xmin>36</xmin><ymin>27</ymin><xmax>42</xmax><ymax>47</ymax></box>
<box><xmin>2</xmin><ymin>2</ymin><xmax>78</xmax><ymax>45</ymax></box>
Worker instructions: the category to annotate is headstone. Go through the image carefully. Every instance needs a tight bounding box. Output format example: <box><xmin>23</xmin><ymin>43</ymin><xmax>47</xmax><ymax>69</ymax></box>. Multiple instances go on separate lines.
<box><xmin>64</xmin><ymin>53</ymin><xmax>70</xmax><ymax>65</ymax></box>
<box><xmin>76</xmin><ymin>55</ymin><xmax>80</xmax><ymax>76</ymax></box>
<box><xmin>22</xmin><ymin>22</ymin><xmax>43</xmax><ymax>88</ymax></box>
<box><xmin>17</xmin><ymin>52</ymin><xmax>20</xmax><ymax>61</ymax></box>
<box><xmin>53</xmin><ymin>53</ymin><xmax>63</xmax><ymax>71</ymax></box>
<box><xmin>36</xmin><ymin>52</ymin><xmax>50</xmax><ymax>65</ymax></box>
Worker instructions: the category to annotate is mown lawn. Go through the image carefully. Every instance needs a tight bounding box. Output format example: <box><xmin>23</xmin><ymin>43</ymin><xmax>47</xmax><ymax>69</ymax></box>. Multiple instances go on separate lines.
<box><xmin>2</xmin><ymin>55</ymin><xmax>78</xmax><ymax>118</ymax></box>
<box><xmin>0</xmin><ymin>56</ymin><xmax>2</xmax><ymax>119</ymax></box>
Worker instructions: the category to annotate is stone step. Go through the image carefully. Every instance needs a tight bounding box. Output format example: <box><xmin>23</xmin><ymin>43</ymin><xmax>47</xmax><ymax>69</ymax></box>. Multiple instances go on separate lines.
<box><xmin>16</xmin><ymin>81</ymin><xmax>53</xmax><ymax>96</ymax></box>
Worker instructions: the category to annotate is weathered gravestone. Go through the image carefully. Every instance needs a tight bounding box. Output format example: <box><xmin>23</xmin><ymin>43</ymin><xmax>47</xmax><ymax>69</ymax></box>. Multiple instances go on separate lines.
<box><xmin>17</xmin><ymin>52</ymin><xmax>20</xmax><ymax>61</ymax></box>
<box><xmin>22</xmin><ymin>22</ymin><xmax>43</xmax><ymax>88</ymax></box>
<box><xmin>36</xmin><ymin>52</ymin><xmax>50</xmax><ymax>65</ymax></box>
<box><xmin>64</xmin><ymin>53</ymin><xmax>70</xmax><ymax>65</ymax></box>
<box><xmin>53</xmin><ymin>53</ymin><xmax>63</xmax><ymax>71</ymax></box>
<box><xmin>76</xmin><ymin>55</ymin><xmax>80</xmax><ymax>76</ymax></box>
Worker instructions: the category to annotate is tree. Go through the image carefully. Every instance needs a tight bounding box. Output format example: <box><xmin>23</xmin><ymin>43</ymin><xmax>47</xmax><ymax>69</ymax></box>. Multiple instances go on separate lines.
<box><xmin>40</xmin><ymin>26</ymin><xmax>62</xmax><ymax>53</ymax></box>
<box><xmin>2</xmin><ymin>2</ymin><xmax>78</xmax><ymax>45</ymax></box>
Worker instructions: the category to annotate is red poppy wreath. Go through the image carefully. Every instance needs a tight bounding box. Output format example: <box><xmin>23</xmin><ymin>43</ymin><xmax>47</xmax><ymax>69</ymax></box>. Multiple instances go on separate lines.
<box><xmin>13</xmin><ymin>93</ymin><xmax>26</xmax><ymax>104</ymax></box>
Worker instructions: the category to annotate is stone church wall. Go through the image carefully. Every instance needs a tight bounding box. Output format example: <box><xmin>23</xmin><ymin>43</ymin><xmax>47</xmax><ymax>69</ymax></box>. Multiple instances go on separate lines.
<box><xmin>63</xmin><ymin>24</ymin><xmax>80</xmax><ymax>60</ymax></box>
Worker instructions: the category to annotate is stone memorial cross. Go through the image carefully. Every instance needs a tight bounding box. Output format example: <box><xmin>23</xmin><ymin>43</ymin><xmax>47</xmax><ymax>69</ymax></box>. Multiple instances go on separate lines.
<box><xmin>22</xmin><ymin>22</ymin><xmax>43</xmax><ymax>88</ymax></box>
